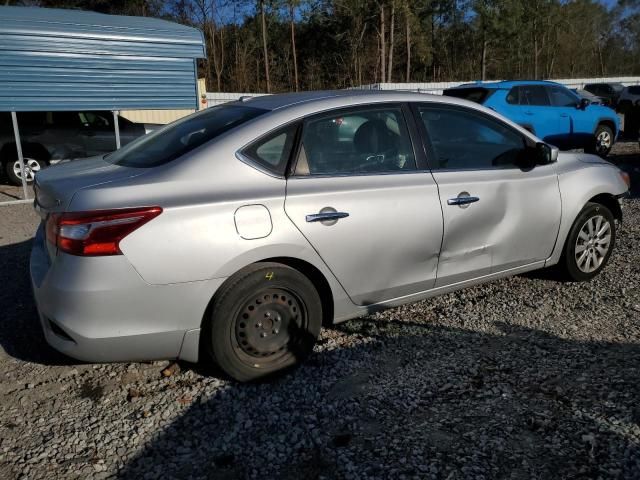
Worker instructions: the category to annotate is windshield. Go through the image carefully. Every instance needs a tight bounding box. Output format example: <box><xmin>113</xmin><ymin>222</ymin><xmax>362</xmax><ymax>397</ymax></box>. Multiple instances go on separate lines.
<box><xmin>443</xmin><ymin>88</ymin><xmax>494</xmax><ymax>104</ymax></box>
<box><xmin>611</xmin><ymin>83</ymin><xmax>625</xmax><ymax>92</ymax></box>
<box><xmin>106</xmin><ymin>105</ymin><xmax>268</xmax><ymax>168</ymax></box>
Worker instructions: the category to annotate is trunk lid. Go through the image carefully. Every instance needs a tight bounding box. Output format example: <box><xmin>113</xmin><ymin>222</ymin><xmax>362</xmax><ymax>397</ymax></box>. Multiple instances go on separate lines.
<box><xmin>34</xmin><ymin>155</ymin><xmax>146</xmax><ymax>213</ymax></box>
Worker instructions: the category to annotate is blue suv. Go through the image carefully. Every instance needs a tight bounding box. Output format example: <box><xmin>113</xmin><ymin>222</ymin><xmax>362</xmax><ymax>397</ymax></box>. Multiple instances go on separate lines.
<box><xmin>444</xmin><ymin>80</ymin><xmax>620</xmax><ymax>156</ymax></box>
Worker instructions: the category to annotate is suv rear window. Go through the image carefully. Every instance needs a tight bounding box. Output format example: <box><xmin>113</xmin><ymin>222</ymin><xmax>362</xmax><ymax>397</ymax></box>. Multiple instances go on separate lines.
<box><xmin>443</xmin><ymin>88</ymin><xmax>494</xmax><ymax>104</ymax></box>
<box><xmin>506</xmin><ymin>85</ymin><xmax>550</xmax><ymax>106</ymax></box>
<box><xmin>106</xmin><ymin>105</ymin><xmax>267</xmax><ymax>168</ymax></box>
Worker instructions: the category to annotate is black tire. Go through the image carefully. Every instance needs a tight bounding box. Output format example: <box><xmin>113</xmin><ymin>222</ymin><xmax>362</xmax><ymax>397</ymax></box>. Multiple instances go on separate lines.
<box><xmin>617</xmin><ymin>100</ymin><xmax>632</xmax><ymax>115</ymax></box>
<box><xmin>559</xmin><ymin>202</ymin><xmax>616</xmax><ymax>282</ymax></box>
<box><xmin>4</xmin><ymin>155</ymin><xmax>49</xmax><ymax>186</ymax></box>
<box><xmin>205</xmin><ymin>262</ymin><xmax>322</xmax><ymax>382</ymax></box>
<box><xmin>586</xmin><ymin>124</ymin><xmax>614</xmax><ymax>157</ymax></box>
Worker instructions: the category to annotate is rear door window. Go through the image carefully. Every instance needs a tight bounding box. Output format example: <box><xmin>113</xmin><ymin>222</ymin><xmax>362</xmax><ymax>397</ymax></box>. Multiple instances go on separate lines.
<box><xmin>106</xmin><ymin>105</ymin><xmax>267</xmax><ymax>168</ymax></box>
<box><xmin>507</xmin><ymin>85</ymin><xmax>550</xmax><ymax>106</ymax></box>
<box><xmin>294</xmin><ymin>105</ymin><xmax>417</xmax><ymax>176</ymax></box>
<box><xmin>79</xmin><ymin>112</ymin><xmax>112</xmax><ymax>128</ymax></box>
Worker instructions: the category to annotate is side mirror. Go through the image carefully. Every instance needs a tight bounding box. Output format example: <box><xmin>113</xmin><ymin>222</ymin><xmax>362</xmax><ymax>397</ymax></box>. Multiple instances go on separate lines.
<box><xmin>578</xmin><ymin>98</ymin><xmax>591</xmax><ymax>110</ymax></box>
<box><xmin>535</xmin><ymin>142</ymin><xmax>558</xmax><ymax>165</ymax></box>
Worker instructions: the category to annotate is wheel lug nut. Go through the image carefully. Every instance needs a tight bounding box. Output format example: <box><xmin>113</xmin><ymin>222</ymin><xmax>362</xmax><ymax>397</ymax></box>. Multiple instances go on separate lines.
<box><xmin>256</xmin><ymin>322</ymin><xmax>262</xmax><ymax>328</ymax></box>
<box><xmin>260</xmin><ymin>332</ymin><xmax>267</xmax><ymax>338</ymax></box>
<box><xmin>273</xmin><ymin>329</ymin><xmax>279</xmax><ymax>335</ymax></box>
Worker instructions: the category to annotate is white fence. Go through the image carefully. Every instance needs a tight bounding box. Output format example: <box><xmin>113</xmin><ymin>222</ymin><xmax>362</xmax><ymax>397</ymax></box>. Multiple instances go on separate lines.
<box><xmin>206</xmin><ymin>77</ymin><xmax>640</xmax><ymax>105</ymax></box>
<box><xmin>206</xmin><ymin>92</ymin><xmax>269</xmax><ymax>108</ymax></box>
<box><xmin>353</xmin><ymin>76</ymin><xmax>640</xmax><ymax>95</ymax></box>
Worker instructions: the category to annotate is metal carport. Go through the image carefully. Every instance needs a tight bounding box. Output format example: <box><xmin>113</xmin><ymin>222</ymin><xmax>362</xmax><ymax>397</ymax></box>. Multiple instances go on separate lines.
<box><xmin>0</xmin><ymin>5</ymin><xmax>205</xmax><ymax>203</ymax></box>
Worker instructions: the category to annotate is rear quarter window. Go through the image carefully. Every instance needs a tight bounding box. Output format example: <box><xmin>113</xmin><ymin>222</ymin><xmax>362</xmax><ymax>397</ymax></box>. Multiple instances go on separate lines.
<box><xmin>240</xmin><ymin>123</ymin><xmax>298</xmax><ymax>176</ymax></box>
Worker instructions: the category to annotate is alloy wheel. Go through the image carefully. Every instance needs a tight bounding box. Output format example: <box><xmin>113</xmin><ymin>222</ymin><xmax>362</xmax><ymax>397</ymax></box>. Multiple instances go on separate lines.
<box><xmin>574</xmin><ymin>215</ymin><xmax>612</xmax><ymax>273</ymax></box>
<box><xmin>12</xmin><ymin>158</ymin><xmax>42</xmax><ymax>182</ymax></box>
<box><xmin>595</xmin><ymin>130</ymin><xmax>612</xmax><ymax>154</ymax></box>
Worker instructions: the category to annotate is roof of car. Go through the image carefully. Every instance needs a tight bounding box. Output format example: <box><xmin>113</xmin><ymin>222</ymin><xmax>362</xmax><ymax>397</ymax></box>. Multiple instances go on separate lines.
<box><xmin>449</xmin><ymin>80</ymin><xmax>563</xmax><ymax>90</ymax></box>
<box><xmin>233</xmin><ymin>89</ymin><xmax>444</xmax><ymax>111</ymax></box>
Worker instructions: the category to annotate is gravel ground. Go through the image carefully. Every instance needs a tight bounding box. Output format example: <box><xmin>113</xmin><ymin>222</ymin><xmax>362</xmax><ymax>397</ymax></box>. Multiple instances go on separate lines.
<box><xmin>0</xmin><ymin>143</ymin><xmax>639</xmax><ymax>480</ymax></box>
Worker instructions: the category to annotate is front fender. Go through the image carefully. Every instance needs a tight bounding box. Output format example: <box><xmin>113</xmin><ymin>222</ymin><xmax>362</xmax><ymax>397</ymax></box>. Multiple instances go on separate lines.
<box><xmin>546</xmin><ymin>162</ymin><xmax>627</xmax><ymax>266</ymax></box>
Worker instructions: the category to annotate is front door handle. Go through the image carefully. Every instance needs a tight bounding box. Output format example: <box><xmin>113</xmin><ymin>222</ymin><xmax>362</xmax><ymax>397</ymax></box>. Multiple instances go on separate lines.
<box><xmin>447</xmin><ymin>196</ymin><xmax>480</xmax><ymax>206</ymax></box>
<box><xmin>306</xmin><ymin>211</ymin><xmax>349</xmax><ymax>223</ymax></box>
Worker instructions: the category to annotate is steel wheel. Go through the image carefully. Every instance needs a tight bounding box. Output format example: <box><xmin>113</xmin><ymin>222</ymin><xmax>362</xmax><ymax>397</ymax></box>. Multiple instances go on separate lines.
<box><xmin>206</xmin><ymin>262</ymin><xmax>322</xmax><ymax>382</ymax></box>
<box><xmin>233</xmin><ymin>288</ymin><xmax>305</xmax><ymax>365</ymax></box>
<box><xmin>12</xmin><ymin>158</ymin><xmax>42</xmax><ymax>182</ymax></box>
<box><xmin>574</xmin><ymin>215</ymin><xmax>612</xmax><ymax>273</ymax></box>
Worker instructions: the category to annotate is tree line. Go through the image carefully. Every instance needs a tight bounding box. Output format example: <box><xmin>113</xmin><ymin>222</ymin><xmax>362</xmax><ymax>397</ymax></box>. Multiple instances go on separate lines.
<box><xmin>8</xmin><ymin>0</ymin><xmax>640</xmax><ymax>92</ymax></box>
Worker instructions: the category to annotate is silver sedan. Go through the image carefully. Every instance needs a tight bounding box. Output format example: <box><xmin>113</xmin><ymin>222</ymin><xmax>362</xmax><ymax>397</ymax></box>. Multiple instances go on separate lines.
<box><xmin>30</xmin><ymin>91</ymin><xmax>630</xmax><ymax>381</ymax></box>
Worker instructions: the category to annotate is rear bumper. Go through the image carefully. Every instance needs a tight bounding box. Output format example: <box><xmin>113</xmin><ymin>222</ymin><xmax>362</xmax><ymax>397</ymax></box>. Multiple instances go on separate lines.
<box><xmin>30</xmin><ymin>225</ymin><xmax>225</xmax><ymax>363</ymax></box>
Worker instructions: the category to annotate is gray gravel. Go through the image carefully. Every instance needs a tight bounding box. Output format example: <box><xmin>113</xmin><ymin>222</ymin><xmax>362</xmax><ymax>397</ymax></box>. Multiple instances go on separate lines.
<box><xmin>1</xmin><ymin>143</ymin><xmax>639</xmax><ymax>480</ymax></box>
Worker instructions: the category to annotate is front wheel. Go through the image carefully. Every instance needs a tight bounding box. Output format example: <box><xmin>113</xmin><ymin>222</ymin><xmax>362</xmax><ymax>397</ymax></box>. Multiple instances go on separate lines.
<box><xmin>5</xmin><ymin>157</ymin><xmax>48</xmax><ymax>185</ymax></box>
<box><xmin>205</xmin><ymin>262</ymin><xmax>322</xmax><ymax>382</ymax></box>
<box><xmin>586</xmin><ymin>125</ymin><xmax>614</xmax><ymax>157</ymax></box>
<box><xmin>559</xmin><ymin>202</ymin><xmax>616</xmax><ymax>281</ymax></box>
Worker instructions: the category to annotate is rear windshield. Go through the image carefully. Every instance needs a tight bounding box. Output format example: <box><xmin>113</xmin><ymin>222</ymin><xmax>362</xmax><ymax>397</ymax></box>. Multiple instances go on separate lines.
<box><xmin>443</xmin><ymin>88</ymin><xmax>494</xmax><ymax>104</ymax></box>
<box><xmin>106</xmin><ymin>105</ymin><xmax>268</xmax><ymax>168</ymax></box>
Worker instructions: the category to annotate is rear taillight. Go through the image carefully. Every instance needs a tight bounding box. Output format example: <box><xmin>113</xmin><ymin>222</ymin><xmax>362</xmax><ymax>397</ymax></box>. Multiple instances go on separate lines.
<box><xmin>45</xmin><ymin>207</ymin><xmax>162</xmax><ymax>256</ymax></box>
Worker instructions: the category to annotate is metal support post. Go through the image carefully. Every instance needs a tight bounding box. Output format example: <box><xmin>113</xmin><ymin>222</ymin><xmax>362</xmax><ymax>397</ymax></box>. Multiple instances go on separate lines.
<box><xmin>113</xmin><ymin>110</ymin><xmax>121</xmax><ymax>149</ymax></box>
<box><xmin>10</xmin><ymin>111</ymin><xmax>29</xmax><ymax>200</ymax></box>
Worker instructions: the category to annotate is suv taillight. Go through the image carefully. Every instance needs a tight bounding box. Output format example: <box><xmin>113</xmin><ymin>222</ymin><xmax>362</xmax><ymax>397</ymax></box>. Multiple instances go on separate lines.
<box><xmin>45</xmin><ymin>207</ymin><xmax>162</xmax><ymax>256</ymax></box>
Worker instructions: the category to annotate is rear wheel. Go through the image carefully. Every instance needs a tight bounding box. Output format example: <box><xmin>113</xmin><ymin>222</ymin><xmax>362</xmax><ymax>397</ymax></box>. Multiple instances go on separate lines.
<box><xmin>205</xmin><ymin>262</ymin><xmax>322</xmax><ymax>382</ymax></box>
<box><xmin>559</xmin><ymin>202</ymin><xmax>616</xmax><ymax>281</ymax></box>
<box><xmin>586</xmin><ymin>124</ymin><xmax>614</xmax><ymax>157</ymax></box>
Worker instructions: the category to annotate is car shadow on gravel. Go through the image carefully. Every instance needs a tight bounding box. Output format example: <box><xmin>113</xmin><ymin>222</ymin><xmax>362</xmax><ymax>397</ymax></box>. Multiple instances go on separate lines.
<box><xmin>0</xmin><ymin>239</ymin><xmax>72</xmax><ymax>365</ymax></box>
<box><xmin>119</xmin><ymin>319</ymin><xmax>640</xmax><ymax>480</ymax></box>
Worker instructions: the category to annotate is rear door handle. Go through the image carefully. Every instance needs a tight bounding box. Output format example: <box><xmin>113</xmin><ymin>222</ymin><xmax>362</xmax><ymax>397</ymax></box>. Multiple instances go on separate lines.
<box><xmin>447</xmin><ymin>196</ymin><xmax>480</xmax><ymax>206</ymax></box>
<box><xmin>560</xmin><ymin>113</ymin><xmax>569</xmax><ymax>118</ymax></box>
<box><xmin>524</xmin><ymin>110</ymin><xmax>533</xmax><ymax>115</ymax></box>
<box><xmin>306</xmin><ymin>211</ymin><xmax>349</xmax><ymax>222</ymax></box>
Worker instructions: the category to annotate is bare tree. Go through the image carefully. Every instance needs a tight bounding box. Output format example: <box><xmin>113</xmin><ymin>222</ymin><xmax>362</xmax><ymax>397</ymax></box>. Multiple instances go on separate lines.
<box><xmin>387</xmin><ymin>0</ymin><xmax>395</xmax><ymax>82</ymax></box>
<box><xmin>259</xmin><ymin>0</ymin><xmax>271</xmax><ymax>92</ymax></box>
<box><xmin>379</xmin><ymin>3</ymin><xmax>386</xmax><ymax>83</ymax></box>
<box><xmin>405</xmin><ymin>0</ymin><xmax>411</xmax><ymax>82</ymax></box>
<box><xmin>288</xmin><ymin>0</ymin><xmax>299</xmax><ymax>91</ymax></box>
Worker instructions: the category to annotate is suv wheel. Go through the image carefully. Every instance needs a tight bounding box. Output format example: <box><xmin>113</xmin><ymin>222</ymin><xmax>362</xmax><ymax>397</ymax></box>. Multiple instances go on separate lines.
<box><xmin>587</xmin><ymin>124</ymin><xmax>613</xmax><ymax>157</ymax></box>
<box><xmin>5</xmin><ymin>156</ymin><xmax>48</xmax><ymax>186</ymax></box>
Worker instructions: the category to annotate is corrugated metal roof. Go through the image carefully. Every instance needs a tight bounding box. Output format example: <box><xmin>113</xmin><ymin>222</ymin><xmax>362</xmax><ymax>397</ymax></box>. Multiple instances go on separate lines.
<box><xmin>0</xmin><ymin>6</ymin><xmax>205</xmax><ymax>111</ymax></box>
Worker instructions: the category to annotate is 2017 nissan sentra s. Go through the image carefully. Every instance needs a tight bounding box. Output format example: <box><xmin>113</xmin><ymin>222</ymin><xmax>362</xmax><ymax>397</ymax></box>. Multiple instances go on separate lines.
<box><xmin>30</xmin><ymin>91</ymin><xmax>630</xmax><ymax>382</ymax></box>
